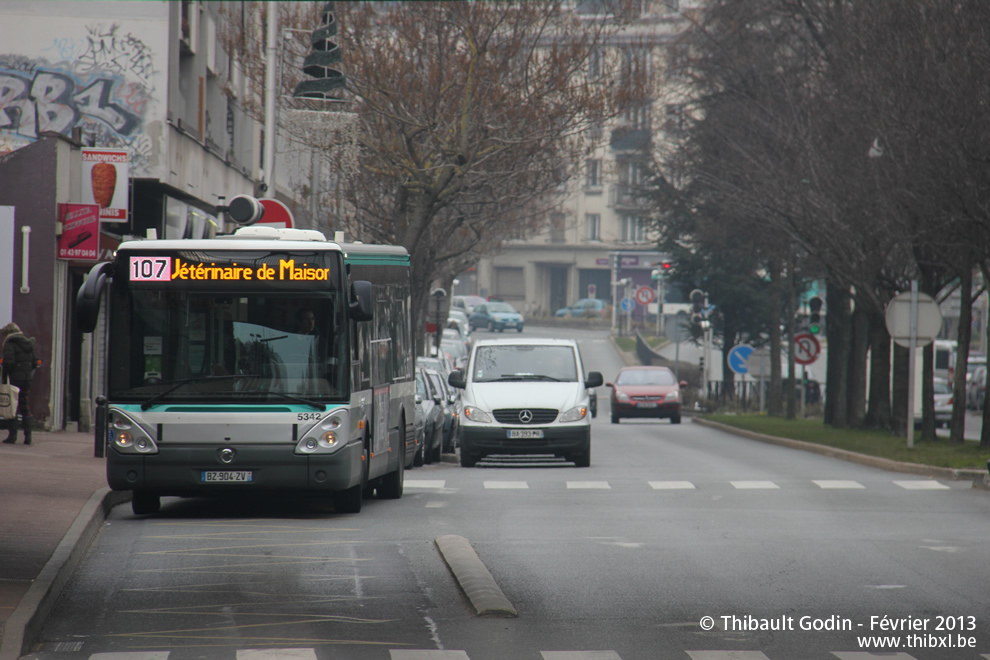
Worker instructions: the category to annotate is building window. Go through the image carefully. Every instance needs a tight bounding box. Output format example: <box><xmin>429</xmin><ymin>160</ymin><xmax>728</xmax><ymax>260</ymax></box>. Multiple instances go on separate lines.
<box><xmin>549</xmin><ymin>212</ymin><xmax>566</xmax><ymax>243</ymax></box>
<box><xmin>588</xmin><ymin>48</ymin><xmax>602</xmax><ymax>80</ymax></box>
<box><xmin>585</xmin><ymin>159</ymin><xmax>602</xmax><ymax>190</ymax></box>
<box><xmin>621</xmin><ymin>215</ymin><xmax>650</xmax><ymax>244</ymax></box>
<box><xmin>586</xmin><ymin>214</ymin><xmax>601</xmax><ymax>241</ymax></box>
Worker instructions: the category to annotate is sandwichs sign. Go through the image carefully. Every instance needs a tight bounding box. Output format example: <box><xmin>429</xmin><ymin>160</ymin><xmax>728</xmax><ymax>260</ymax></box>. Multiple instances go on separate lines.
<box><xmin>81</xmin><ymin>148</ymin><xmax>129</xmax><ymax>222</ymax></box>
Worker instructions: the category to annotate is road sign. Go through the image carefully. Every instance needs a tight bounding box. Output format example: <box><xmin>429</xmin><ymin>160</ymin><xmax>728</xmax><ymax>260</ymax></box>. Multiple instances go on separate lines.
<box><xmin>794</xmin><ymin>332</ymin><xmax>821</xmax><ymax>365</ymax></box>
<box><xmin>884</xmin><ymin>290</ymin><xmax>942</xmax><ymax>348</ymax></box>
<box><xmin>257</xmin><ymin>198</ymin><xmax>295</xmax><ymax>228</ymax></box>
<box><xmin>620</xmin><ymin>297</ymin><xmax>635</xmax><ymax>312</ymax></box>
<box><xmin>728</xmin><ymin>344</ymin><xmax>754</xmax><ymax>375</ymax></box>
<box><xmin>634</xmin><ymin>286</ymin><xmax>655</xmax><ymax>305</ymax></box>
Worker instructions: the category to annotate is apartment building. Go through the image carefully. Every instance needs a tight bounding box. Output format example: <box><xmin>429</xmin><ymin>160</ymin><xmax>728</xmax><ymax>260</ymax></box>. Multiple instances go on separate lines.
<box><xmin>471</xmin><ymin>1</ymin><xmax>700</xmax><ymax>320</ymax></box>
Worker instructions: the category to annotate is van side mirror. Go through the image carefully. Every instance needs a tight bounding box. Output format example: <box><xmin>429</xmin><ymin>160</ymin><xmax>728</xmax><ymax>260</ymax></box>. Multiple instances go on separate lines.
<box><xmin>448</xmin><ymin>370</ymin><xmax>466</xmax><ymax>389</ymax></box>
<box><xmin>585</xmin><ymin>371</ymin><xmax>603</xmax><ymax>389</ymax></box>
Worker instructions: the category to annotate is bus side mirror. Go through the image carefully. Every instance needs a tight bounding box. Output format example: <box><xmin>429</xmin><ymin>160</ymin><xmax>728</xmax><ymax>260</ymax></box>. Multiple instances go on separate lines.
<box><xmin>76</xmin><ymin>262</ymin><xmax>115</xmax><ymax>333</ymax></box>
<box><xmin>349</xmin><ymin>280</ymin><xmax>373</xmax><ymax>322</ymax></box>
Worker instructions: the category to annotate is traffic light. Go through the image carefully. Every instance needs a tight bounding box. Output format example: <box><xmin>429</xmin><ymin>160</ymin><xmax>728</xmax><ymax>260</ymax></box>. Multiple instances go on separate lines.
<box><xmin>808</xmin><ymin>296</ymin><xmax>823</xmax><ymax>334</ymax></box>
<box><xmin>651</xmin><ymin>261</ymin><xmax>672</xmax><ymax>281</ymax></box>
<box><xmin>690</xmin><ymin>289</ymin><xmax>705</xmax><ymax>324</ymax></box>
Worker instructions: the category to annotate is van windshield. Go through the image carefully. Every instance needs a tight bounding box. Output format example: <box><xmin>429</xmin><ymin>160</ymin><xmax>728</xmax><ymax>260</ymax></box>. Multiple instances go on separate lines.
<box><xmin>472</xmin><ymin>345</ymin><xmax>577</xmax><ymax>383</ymax></box>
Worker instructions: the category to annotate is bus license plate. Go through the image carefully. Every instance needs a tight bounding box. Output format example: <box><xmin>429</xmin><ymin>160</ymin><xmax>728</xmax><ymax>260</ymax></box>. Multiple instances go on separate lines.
<box><xmin>508</xmin><ymin>429</ymin><xmax>544</xmax><ymax>439</ymax></box>
<box><xmin>202</xmin><ymin>471</ymin><xmax>253</xmax><ymax>483</ymax></box>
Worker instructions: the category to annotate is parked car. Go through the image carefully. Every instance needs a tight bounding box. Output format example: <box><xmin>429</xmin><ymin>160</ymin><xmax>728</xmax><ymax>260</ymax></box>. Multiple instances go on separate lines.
<box><xmin>607</xmin><ymin>366</ymin><xmax>686</xmax><ymax>424</ymax></box>
<box><xmin>428</xmin><ymin>369</ymin><xmax>460</xmax><ymax>453</ymax></box>
<box><xmin>469</xmin><ymin>301</ymin><xmax>525</xmax><ymax>333</ymax></box>
<box><xmin>452</xmin><ymin>295</ymin><xmax>487</xmax><ymax>314</ymax></box>
<box><xmin>414</xmin><ymin>367</ymin><xmax>445</xmax><ymax>465</ymax></box>
<box><xmin>448</xmin><ymin>307</ymin><xmax>472</xmax><ymax>331</ymax></box>
<box><xmin>967</xmin><ymin>365</ymin><xmax>986</xmax><ymax>410</ymax></box>
<box><xmin>440</xmin><ymin>337</ymin><xmax>469</xmax><ymax>369</ymax></box>
<box><xmin>448</xmin><ymin>337</ymin><xmax>603</xmax><ymax>467</ymax></box>
<box><xmin>555</xmin><ymin>298</ymin><xmax>608</xmax><ymax>319</ymax></box>
<box><xmin>418</xmin><ymin>355</ymin><xmax>452</xmax><ymax>379</ymax></box>
<box><xmin>933</xmin><ymin>377</ymin><xmax>953</xmax><ymax>427</ymax></box>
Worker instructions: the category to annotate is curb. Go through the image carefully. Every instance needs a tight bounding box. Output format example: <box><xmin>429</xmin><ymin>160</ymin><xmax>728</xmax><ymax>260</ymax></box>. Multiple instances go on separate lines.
<box><xmin>435</xmin><ymin>535</ymin><xmax>517</xmax><ymax>618</ymax></box>
<box><xmin>0</xmin><ymin>489</ymin><xmax>129</xmax><ymax>660</ymax></box>
<box><xmin>693</xmin><ymin>417</ymin><xmax>988</xmax><ymax>484</ymax></box>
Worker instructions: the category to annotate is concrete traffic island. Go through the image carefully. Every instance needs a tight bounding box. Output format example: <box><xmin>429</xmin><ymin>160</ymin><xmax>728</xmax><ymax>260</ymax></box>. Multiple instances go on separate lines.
<box><xmin>435</xmin><ymin>534</ymin><xmax>518</xmax><ymax>618</ymax></box>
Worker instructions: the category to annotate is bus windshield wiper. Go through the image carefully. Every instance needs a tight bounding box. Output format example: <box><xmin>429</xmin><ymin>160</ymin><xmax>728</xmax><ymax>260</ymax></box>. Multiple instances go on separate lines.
<box><xmin>141</xmin><ymin>374</ymin><xmax>260</xmax><ymax>410</ymax></box>
<box><xmin>262</xmin><ymin>390</ymin><xmax>323</xmax><ymax>410</ymax></box>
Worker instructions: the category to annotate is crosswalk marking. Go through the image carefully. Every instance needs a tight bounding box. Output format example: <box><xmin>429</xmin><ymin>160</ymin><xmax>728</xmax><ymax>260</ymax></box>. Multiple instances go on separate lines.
<box><xmin>42</xmin><ymin>648</ymin><xmax>990</xmax><ymax>659</ymax></box>
<box><xmin>403</xmin><ymin>478</ymin><xmax>961</xmax><ymax>493</ymax></box>
<box><xmin>407</xmin><ymin>480</ymin><xmax>447</xmax><ymax>489</ymax></box>
<box><xmin>814</xmin><ymin>480</ymin><xmax>865</xmax><ymax>489</ymax></box>
<box><xmin>238</xmin><ymin>650</ymin><xmax>318</xmax><ymax>660</ymax></box>
<box><xmin>731</xmin><ymin>481</ymin><xmax>779</xmax><ymax>489</ymax></box>
<box><xmin>894</xmin><ymin>480</ymin><xmax>949</xmax><ymax>490</ymax></box>
<box><xmin>687</xmin><ymin>652</ymin><xmax>770</xmax><ymax>659</ymax></box>
<box><xmin>831</xmin><ymin>653</ymin><xmax>917</xmax><ymax>659</ymax></box>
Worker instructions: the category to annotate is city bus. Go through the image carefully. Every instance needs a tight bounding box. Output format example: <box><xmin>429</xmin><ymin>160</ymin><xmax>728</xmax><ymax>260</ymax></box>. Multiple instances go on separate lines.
<box><xmin>77</xmin><ymin>224</ymin><xmax>414</xmax><ymax>515</ymax></box>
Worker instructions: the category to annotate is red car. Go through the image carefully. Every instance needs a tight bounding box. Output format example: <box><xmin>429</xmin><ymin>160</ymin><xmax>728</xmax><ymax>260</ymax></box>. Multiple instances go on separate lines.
<box><xmin>607</xmin><ymin>366</ymin><xmax>686</xmax><ymax>424</ymax></box>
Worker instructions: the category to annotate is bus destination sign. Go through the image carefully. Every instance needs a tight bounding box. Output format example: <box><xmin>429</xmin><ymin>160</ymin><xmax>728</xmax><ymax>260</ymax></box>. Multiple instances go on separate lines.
<box><xmin>128</xmin><ymin>256</ymin><xmax>332</xmax><ymax>284</ymax></box>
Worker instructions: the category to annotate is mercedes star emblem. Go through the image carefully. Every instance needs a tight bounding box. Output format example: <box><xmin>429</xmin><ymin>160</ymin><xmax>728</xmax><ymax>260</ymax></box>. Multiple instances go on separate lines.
<box><xmin>518</xmin><ymin>409</ymin><xmax>533</xmax><ymax>423</ymax></box>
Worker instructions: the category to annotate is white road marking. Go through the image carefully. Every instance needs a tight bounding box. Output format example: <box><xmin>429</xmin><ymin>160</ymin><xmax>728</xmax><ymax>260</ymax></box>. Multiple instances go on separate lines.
<box><xmin>406</xmin><ymin>480</ymin><xmax>446</xmax><ymax>489</ymax></box>
<box><xmin>484</xmin><ymin>480</ymin><xmax>529</xmax><ymax>489</ymax></box>
<box><xmin>649</xmin><ymin>481</ymin><xmax>696</xmax><ymax>489</ymax></box>
<box><xmin>730</xmin><ymin>481</ymin><xmax>779</xmax><ymax>489</ymax></box>
<box><xmin>813</xmin><ymin>480</ymin><xmax>865</xmax><ymax>489</ymax></box>
<box><xmin>894</xmin><ymin>480</ymin><xmax>949</xmax><ymax>490</ymax></box>
<box><xmin>567</xmin><ymin>481</ymin><xmax>611</xmax><ymax>489</ymax></box>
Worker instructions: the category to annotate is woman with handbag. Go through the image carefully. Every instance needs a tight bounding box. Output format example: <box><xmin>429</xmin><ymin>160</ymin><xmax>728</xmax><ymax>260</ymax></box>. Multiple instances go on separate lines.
<box><xmin>1</xmin><ymin>322</ymin><xmax>37</xmax><ymax>445</ymax></box>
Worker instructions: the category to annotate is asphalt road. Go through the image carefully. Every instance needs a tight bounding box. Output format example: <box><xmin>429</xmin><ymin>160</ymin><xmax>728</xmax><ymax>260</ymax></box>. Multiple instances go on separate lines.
<box><xmin>22</xmin><ymin>326</ymin><xmax>990</xmax><ymax>660</ymax></box>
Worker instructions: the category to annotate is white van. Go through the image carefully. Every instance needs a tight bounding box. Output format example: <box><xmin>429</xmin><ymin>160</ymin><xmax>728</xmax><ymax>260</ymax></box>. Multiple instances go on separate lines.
<box><xmin>447</xmin><ymin>338</ymin><xmax>603</xmax><ymax>467</ymax></box>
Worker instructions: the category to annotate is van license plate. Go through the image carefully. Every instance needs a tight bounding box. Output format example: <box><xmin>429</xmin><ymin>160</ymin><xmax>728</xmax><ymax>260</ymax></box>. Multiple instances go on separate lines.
<box><xmin>508</xmin><ymin>429</ymin><xmax>544</xmax><ymax>439</ymax></box>
<box><xmin>202</xmin><ymin>471</ymin><xmax>253</xmax><ymax>483</ymax></box>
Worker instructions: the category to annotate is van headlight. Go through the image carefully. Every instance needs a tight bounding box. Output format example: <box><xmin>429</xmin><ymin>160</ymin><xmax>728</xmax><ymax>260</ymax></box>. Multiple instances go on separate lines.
<box><xmin>109</xmin><ymin>412</ymin><xmax>158</xmax><ymax>454</ymax></box>
<box><xmin>296</xmin><ymin>411</ymin><xmax>347</xmax><ymax>454</ymax></box>
<box><xmin>559</xmin><ymin>406</ymin><xmax>588</xmax><ymax>423</ymax></box>
<box><xmin>463</xmin><ymin>406</ymin><xmax>493</xmax><ymax>424</ymax></box>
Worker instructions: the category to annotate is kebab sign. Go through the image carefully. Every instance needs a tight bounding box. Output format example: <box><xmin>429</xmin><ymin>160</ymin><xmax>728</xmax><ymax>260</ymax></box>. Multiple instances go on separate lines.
<box><xmin>81</xmin><ymin>148</ymin><xmax>129</xmax><ymax>222</ymax></box>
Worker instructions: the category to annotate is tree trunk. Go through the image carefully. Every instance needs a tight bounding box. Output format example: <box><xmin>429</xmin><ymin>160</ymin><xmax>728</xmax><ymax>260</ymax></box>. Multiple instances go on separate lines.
<box><xmin>785</xmin><ymin>261</ymin><xmax>797</xmax><ymax>420</ymax></box>
<box><xmin>768</xmin><ymin>258</ymin><xmax>783</xmax><ymax>416</ymax></box>
<box><xmin>864</xmin><ymin>314</ymin><xmax>892</xmax><ymax>429</ymax></box>
<box><xmin>891</xmin><ymin>343</ymin><xmax>908</xmax><ymax>437</ymax></box>
<box><xmin>847</xmin><ymin>304</ymin><xmax>869</xmax><ymax>428</ymax></box>
<box><xmin>825</xmin><ymin>282</ymin><xmax>850</xmax><ymax>427</ymax></box>
<box><xmin>950</xmin><ymin>266</ymin><xmax>973</xmax><ymax>444</ymax></box>
<box><xmin>919</xmin><ymin>343</ymin><xmax>937</xmax><ymax>442</ymax></box>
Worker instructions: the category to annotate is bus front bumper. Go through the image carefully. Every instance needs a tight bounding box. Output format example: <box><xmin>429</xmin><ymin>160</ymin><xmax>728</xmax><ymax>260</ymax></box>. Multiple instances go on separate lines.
<box><xmin>106</xmin><ymin>441</ymin><xmax>365</xmax><ymax>496</ymax></box>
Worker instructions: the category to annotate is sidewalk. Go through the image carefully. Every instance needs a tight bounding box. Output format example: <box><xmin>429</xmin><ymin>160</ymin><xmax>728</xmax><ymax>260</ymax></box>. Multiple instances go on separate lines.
<box><xmin>0</xmin><ymin>430</ymin><xmax>126</xmax><ymax>660</ymax></box>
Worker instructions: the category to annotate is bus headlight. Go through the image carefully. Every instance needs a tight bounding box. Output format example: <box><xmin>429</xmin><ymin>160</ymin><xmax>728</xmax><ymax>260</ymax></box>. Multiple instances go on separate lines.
<box><xmin>296</xmin><ymin>411</ymin><xmax>346</xmax><ymax>454</ymax></box>
<box><xmin>109</xmin><ymin>412</ymin><xmax>159</xmax><ymax>454</ymax></box>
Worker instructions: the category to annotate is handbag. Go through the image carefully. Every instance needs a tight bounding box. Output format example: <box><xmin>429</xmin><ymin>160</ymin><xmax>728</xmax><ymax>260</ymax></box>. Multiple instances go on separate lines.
<box><xmin>0</xmin><ymin>374</ymin><xmax>19</xmax><ymax>420</ymax></box>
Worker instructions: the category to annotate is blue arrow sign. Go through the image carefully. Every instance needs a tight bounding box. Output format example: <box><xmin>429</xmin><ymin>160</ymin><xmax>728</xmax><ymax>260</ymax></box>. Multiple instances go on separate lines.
<box><xmin>620</xmin><ymin>297</ymin><xmax>635</xmax><ymax>312</ymax></box>
<box><xmin>728</xmin><ymin>344</ymin><xmax>754</xmax><ymax>375</ymax></box>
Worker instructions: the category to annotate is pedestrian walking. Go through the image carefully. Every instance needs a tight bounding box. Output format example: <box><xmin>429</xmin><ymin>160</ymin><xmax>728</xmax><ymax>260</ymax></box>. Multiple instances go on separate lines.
<box><xmin>1</xmin><ymin>322</ymin><xmax>39</xmax><ymax>445</ymax></box>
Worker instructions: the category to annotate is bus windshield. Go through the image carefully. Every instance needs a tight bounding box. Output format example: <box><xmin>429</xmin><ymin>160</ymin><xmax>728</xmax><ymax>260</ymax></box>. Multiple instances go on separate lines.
<box><xmin>107</xmin><ymin>288</ymin><xmax>349</xmax><ymax>405</ymax></box>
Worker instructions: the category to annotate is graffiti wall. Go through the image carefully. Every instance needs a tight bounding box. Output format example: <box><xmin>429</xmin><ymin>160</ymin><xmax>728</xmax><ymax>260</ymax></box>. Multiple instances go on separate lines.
<box><xmin>0</xmin><ymin>8</ymin><xmax>167</xmax><ymax>178</ymax></box>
